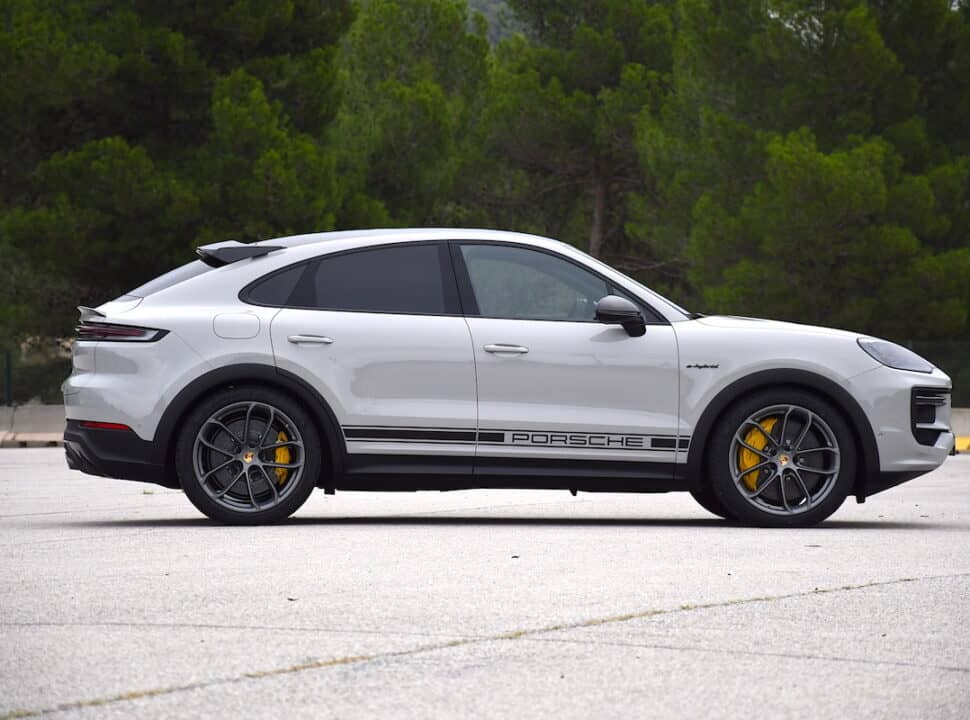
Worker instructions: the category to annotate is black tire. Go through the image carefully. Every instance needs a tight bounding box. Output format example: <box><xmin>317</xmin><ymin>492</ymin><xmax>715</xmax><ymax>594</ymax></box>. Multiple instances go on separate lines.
<box><xmin>689</xmin><ymin>486</ymin><xmax>737</xmax><ymax>521</ymax></box>
<box><xmin>707</xmin><ymin>388</ymin><xmax>856</xmax><ymax>528</ymax></box>
<box><xmin>175</xmin><ymin>385</ymin><xmax>322</xmax><ymax>524</ymax></box>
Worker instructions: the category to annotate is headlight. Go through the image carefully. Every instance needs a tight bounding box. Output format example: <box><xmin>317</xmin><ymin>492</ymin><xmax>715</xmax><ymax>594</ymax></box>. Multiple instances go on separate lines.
<box><xmin>857</xmin><ymin>339</ymin><xmax>934</xmax><ymax>373</ymax></box>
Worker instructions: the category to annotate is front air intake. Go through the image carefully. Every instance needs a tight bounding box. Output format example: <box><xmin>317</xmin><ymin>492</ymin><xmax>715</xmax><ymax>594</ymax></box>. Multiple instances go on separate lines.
<box><xmin>910</xmin><ymin>387</ymin><xmax>950</xmax><ymax>446</ymax></box>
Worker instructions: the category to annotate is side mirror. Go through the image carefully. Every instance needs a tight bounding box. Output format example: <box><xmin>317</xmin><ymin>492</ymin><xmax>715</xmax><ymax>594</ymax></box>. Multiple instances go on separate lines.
<box><xmin>595</xmin><ymin>295</ymin><xmax>646</xmax><ymax>337</ymax></box>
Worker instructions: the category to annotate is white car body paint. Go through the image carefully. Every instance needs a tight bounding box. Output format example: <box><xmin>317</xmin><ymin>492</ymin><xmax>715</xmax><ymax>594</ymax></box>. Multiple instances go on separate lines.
<box><xmin>63</xmin><ymin>228</ymin><xmax>953</xmax><ymax>494</ymax></box>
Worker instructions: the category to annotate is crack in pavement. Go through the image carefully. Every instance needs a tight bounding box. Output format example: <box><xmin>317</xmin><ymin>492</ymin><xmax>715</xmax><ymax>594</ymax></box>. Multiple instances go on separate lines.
<box><xmin>3</xmin><ymin>572</ymin><xmax>967</xmax><ymax>719</ymax></box>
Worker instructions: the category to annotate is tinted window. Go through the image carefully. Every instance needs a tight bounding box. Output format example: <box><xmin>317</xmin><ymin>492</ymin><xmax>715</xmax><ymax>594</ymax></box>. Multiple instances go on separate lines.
<box><xmin>311</xmin><ymin>244</ymin><xmax>449</xmax><ymax>314</ymax></box>
<box><xmin>124</xmin><ymin>260</ymin><xmax>212</xmax><ymax>298</ymax></box>
<box><xmin>460</xmin><ymin>244</ymin><xmax>610</xmax><ymax>321</ymax></box>
<box><xmin>245</xmin><ymin>263</ymin><xmax>309</xmax><ymax>306</ymax></box>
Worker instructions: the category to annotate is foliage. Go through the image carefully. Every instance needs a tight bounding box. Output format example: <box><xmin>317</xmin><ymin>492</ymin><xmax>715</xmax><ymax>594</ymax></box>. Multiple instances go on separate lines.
<box><xmin>1</xmin><ymin>0</ymin><xmax>969</xmax><ymax>397</ymax></box>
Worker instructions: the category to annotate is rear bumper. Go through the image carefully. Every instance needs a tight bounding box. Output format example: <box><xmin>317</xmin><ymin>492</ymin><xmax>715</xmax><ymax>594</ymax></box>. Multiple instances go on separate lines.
<box><xmin>63</xmin><ymin>420</ymin><xmax>177</xmax><ymax>488</ymax></box>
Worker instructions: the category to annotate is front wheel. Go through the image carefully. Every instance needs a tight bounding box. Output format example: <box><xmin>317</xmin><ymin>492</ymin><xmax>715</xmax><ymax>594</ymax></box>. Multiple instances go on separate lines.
<box><xmin>708</xmin><ymin>389</ymin><xmax>856</xmax><ymax>527</ymax></box>
<box><xmin>175</xmin><ymin>386</ymin><xmax>322</xmax><ymax>524</ymax></box>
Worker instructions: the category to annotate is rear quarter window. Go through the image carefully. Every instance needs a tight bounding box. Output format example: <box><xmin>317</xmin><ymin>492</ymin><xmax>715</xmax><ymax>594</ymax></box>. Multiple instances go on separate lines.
<box><xmin>241</xmin><ymin>263</ymin><xmax>311</xmax><ymax>306</ymax></box>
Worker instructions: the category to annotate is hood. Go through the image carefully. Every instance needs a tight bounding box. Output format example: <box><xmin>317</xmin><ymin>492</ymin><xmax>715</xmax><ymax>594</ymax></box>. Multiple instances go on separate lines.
<box><xmin>694</xmin><ymin>315</ymin><xmax>862</xmax><ymax>340</ymax></box>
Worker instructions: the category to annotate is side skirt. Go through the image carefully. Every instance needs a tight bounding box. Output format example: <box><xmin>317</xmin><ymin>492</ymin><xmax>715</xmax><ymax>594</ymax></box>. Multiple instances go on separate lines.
<box><xmin>337</xmin><ymin>454</ymin><xmax>689</xmax><ymax>493</ymax></box>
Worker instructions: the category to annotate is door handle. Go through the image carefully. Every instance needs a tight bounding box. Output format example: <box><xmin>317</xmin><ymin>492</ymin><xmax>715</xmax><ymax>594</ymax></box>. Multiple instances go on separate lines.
<box><xmin>287</xmin><ymin>334</ymin><xmax>334</xmax><ymax>345</ymax></box>
<box><xmin>484</xmin><ymin>344</ymin><xmax>529</xmax><ymax>355</ymax></box>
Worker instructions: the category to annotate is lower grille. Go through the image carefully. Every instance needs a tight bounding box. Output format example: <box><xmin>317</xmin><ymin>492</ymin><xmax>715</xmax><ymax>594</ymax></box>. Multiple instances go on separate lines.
<box><xmin>911</xmin><ymin>387</ymin><xmax>950</xmax><ymax>446</ymax></box>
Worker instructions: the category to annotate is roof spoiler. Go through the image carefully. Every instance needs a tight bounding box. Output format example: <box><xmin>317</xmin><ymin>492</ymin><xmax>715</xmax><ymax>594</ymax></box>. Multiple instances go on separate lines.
<box><xmin>78</xmin><ymin>306</ymin><xmax>106</xmax><ymax>322</ymax></box>
<box><xmin>196</xmin><ymin>241</ymin><xmax>283</xmax><ymax>268</ymax></box>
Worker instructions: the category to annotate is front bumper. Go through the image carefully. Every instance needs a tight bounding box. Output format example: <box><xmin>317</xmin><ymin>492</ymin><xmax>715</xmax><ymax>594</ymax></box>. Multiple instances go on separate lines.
<box><xmin>849</xmin><ymin>365</ymin><xmax>953</xmax><ymax>474</ymax></box>
<box><xmin>63</xmin><ymin>420</ymin><xmax>177</xmax><ymax>488</ymax></box>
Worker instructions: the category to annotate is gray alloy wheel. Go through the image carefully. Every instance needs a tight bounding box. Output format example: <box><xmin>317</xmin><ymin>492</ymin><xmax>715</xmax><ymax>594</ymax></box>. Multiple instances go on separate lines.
<box><xmin>729</xmin><ymin>404</ymin><xmax>841</xmax><ymax>517</ymax></box>
<box><xmin>192</xmin><ymin>401</ymin><xmax>306</xmax><ymax>514</ymax></box>
<box><xmin>708</xmin><ymin>388</ymin><xmax>856</xmax><ymax>528</ymax></box>
<box><xmin>176</xmin><ymin>386</ymin><xmax>322</xmax><ymax>524</ymax></box>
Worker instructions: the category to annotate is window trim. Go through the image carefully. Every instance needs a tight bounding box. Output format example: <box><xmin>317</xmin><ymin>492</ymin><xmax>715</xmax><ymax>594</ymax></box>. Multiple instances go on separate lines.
<box><xmin>449</xmin><ymin>240</ymin><xmax>669</xmax><ymax>325</ymax></box>
<box><xmin>239</xmin><ymin>240</ymin><xmax>462</xmax><ymax>317</ymax></box>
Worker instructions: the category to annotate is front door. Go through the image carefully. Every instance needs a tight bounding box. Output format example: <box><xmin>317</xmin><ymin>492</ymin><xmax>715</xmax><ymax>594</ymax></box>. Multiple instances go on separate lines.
<box><xmin>453</xmin><ymin>242</ymin><xmax>681</xmax><ymax>479</ymax></box>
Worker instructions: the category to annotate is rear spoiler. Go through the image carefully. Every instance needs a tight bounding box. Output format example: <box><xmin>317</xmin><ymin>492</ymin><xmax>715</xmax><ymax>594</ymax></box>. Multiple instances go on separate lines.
<box><xmin>196</xmin><ymin>241</ymin><xmax>283</xmax><ymax>268</ymax></box>
<box><xmin>78</xmin><ymin>306</ymin><xmax>106</xmax><ymax>322</ymax></box>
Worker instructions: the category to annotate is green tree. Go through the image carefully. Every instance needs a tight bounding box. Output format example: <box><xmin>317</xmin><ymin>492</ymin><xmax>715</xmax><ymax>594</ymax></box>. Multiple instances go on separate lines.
<box><xmin>0</xmin><ymin>0</ymin><xmax>355</xmax><ymax>341</ymax></box>
<box><xmin>332</xmin><ymin>0</ymin><xmax>490</xmax><ymax>228</ymax></box>
<box><xmin>469</xmin><ymin>0</ymin><xmax>674</xmax><ymax>259</ymax></box>
<box><xmin>636</xmin><ymin>0</ymin><xmax>970</xmax><ymax>341</ymax></box>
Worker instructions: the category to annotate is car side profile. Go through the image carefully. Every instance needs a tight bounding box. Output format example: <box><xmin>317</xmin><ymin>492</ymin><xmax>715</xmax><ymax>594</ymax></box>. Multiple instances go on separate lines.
<box><xmin>62</xmin><ymin>229</ymin><xmax>954</xmax><ymax>526</ymax></box>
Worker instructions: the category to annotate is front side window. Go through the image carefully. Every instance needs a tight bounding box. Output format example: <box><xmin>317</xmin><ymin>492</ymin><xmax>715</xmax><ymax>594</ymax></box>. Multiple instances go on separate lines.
<box><xmin>459</xmin><ymin>244</ymin><xmax>611</xmax><ymax>321</ymax></box>
<box><xmin>310</xmin><ymin>243</ymin><xmax>451</xmax><ymax>314</ymax></box>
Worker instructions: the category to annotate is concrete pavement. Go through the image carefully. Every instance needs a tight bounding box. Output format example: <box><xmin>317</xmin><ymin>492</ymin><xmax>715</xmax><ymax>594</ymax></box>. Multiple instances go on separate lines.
<box><xmin>1</xmin><ymin>449</ymin><xmax>968</xmax><ymax>718</ymax></box>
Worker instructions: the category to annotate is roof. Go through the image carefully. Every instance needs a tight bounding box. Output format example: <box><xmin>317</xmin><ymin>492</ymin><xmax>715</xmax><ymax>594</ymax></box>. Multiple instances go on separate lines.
<box><xmin>258</xmin><ymin>228</ymin><xmax>558</xmax><ymax>250</ymax></box>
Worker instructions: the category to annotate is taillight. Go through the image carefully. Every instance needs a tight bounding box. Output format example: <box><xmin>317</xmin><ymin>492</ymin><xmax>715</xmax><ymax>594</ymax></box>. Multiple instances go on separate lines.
<box><xmin>80</xmin><ymin>421</ymin><xmax>133</xmax><ymax>431</ymax></box>
<box><xmin>75</xmin><ymin>322</ymin><xmax>168</xmax><ymax>342</ymax></box>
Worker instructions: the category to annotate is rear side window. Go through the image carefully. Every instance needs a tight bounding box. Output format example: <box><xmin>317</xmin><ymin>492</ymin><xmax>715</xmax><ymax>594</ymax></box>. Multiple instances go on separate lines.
<box><xmin>309</xmin><ymin>243</ymin><xmax>453</xmax><ymax>314</ymax></box>
<box><xmin>244</xmin><ymin>263</ymin><xmax>309</xmax><ymax>306</ymax></box>
<box><xmin>124</xmin><ymin>260</ymin><xmax>213</xmax><ymax>298</ymax></box>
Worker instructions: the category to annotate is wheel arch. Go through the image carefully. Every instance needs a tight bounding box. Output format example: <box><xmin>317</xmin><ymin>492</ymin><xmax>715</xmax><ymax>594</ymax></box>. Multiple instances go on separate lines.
<box><xmin>685</xmin><ymin>369</ymin><xmax>879</xmax><ymax>503</ymax></box>
<box><xmin>153</xmin><ymin>363</ymin><xmax>345</xmax><ymax>487</ymax></box>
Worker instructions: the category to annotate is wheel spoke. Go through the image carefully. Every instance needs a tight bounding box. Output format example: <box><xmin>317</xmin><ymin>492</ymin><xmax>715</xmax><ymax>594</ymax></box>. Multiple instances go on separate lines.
<box><xmin>258</xmin><ymin>466</ymin><xmax>280</xmax><ymax>504</ymax></box>
<box><xmin>796</xmin><ymin>446</ymin><xmax>837</xmax><ymax>455</ymax></box>
<box><xmin>257</xmin><ymin>407</ymin><xmax>276</xmax><ymax>448</ymax></box>
<box><xmin>205</xmin><ymin>419</ymin><xmax>242</xmax><ymax>445</ymax></box>
<box><xmin>792</xmin><ymin>412</ymin><xmax>814</xmax><ymax>452</ymax></box>
<box><xmin>792</xmin><ymin>470</ymin><xmax>813</xmax><ymax>507</ymax></box>
<box><xmin>214</xmin><ymin>468</ymin><xmax>246</xmax><ymax>498</ymax></box>
<box><xmin>744</xmin><ymin>468</ymin><xmax>779</xmax><ymax>499</ymax></box>
<box><xmin>735</xmin><ymin>436</ymin><xmax>771</xmax><ymax>458</ymax></box>
<box><xmin>242</xmin><ymin>403</ymin><xmax>256</xmax><ymax>443</ymax></box>
<box><xmin>736</xmin><ymin>459</ymin><xmax>774</xmax><ymax>478</ymax></box>
<box><xmin>198</xmin><ymin>437</ymin><xmax>234</xmax><ymax>457</ymax></box>
<box><xmin>262</xmin><ymin>461</ymin><xmax>302</xmax><ymax>470</ymax></box>
<box><xmin>794</xmin><ymin>463</ymin><xmax>838</xmax><ymax>475</ymax></box>
<box><xmin>259</xmin><ymin>439</ymin><xmax>303</xmax><ymax>451</ymax></box>
<box><xmin>243</xmin><ymin>469</ymin><xmax>259</xmax><ymax>508</ymax></box>
<box><xmin>779</xmin><ymin>407</ymin><xmax>794</xmax><ymax>447</ymax></box>
<box><xmin>740</xmin><ymin>419</ymin><xmax>775</xmax><ymax>448</ymax></box>
<box><xmin>779</xmin><ymin>473</ymin><xmax>792</xmax><ymax>512</ymax></box>
<box><xmin>201</xmin><ymin>458</ymin><xmax>236</xmax><ymax>480</ymax></box>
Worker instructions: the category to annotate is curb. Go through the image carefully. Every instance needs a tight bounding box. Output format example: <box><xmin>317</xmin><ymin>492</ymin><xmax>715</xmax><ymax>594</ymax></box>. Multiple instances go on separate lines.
<box><xmin>957</xmin><ymin>437</ymin><xmax>970</xmax><ymax>453</ymax></box>
<box><xmin>0</xmin><ymin>405</ymin><xmax>65</xmax><ymax>448</ymax></box>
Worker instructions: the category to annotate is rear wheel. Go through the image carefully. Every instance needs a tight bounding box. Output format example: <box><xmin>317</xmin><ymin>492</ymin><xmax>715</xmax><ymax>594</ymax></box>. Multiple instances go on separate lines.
<box><xmin>175</xmin><ymin>386</ymin><xmax>322</xmax><ymax>524</ymax></box>
<box><xmin>708</xmin><ymin>389</ymin><xmax>856</xmax><ymax>527</ymax></box>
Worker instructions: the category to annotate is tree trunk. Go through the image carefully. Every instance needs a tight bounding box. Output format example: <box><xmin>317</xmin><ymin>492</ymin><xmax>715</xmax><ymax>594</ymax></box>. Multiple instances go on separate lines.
<box><xmin>588</xmin><ymin>173</ymin><xmax>607</xmax><ymax>258</ymax></box>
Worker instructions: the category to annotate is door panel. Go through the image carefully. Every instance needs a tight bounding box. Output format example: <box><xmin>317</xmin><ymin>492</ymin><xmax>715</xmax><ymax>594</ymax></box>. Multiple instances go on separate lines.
<box><xmin>271</xmin><ymin>309</ymin><xmax>477</xmax><ymax>460</ymax></box>
<box><xmin>466</xmin><ymin>317</ymin><xmax>681</xmax><ymax>464</ymax></box>
<box><xmin>453</xmin><ymin>241</ymin><xmax>681</xmax><ymax>468</ymax></box>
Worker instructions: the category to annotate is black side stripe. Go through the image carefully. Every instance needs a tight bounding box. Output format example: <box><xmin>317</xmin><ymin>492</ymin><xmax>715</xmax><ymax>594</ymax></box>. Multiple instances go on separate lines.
<box><xmin>343</xmin><ymin>426</ymin><xmax>691</xmax><ymax>451</ymax></box>
<box><xmin>343</xmin><ymin>427</ymin><xmax>476</xmax><ymax>443</ymax></box>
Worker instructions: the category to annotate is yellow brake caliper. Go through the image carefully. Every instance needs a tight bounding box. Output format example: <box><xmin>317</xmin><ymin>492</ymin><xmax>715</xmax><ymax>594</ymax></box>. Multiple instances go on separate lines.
<box><xmin>739</xmin><ymin>417</ymin><xmax>777</xmax><ymax>491</ymax></box>
<box><xmin>275</xmin><ymin>431</ymin><xmax>291</xmax><ymax>485</ymax></box>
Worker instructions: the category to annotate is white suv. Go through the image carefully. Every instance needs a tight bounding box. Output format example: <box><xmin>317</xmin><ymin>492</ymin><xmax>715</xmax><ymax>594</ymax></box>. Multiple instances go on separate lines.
<box><xmin>63</xmin><ymin>229</ymin><xmax>954</xmax><ymax>526</ymax></box>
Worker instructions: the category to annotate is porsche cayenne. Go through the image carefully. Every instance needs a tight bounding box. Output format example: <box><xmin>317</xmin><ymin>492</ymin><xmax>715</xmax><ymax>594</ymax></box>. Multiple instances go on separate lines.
<box><xmin>62</xmin><ymin>229</ymin><xmax>954</xmax><ymax>526</ymax></box>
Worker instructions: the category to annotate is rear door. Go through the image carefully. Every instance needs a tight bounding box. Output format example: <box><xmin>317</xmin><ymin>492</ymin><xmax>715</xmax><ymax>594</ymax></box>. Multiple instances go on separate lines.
<box><xmin>453</xmin><ymin>242</ymin><xmax>681</xmax><ymax>480</ymax></box>
<box><xmin>264</xmin><ymin>242</ymin><xmax>478</xmax><ymax>476</ymax></box>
